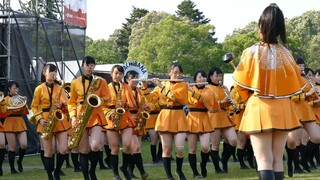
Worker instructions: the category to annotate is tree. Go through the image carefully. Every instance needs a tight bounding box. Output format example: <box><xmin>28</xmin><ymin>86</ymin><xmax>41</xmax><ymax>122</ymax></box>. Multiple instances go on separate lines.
<box><xmin>86</xmin><ymin>39</ymin><xmax>122</xmax><ymax>64</ymax></box>
<box><xmin>128</xmin><ymin>15</ymin><xmax>222</xmax><ymax>75</ymax></box>
<box><xmin>111</xmin><ymin>6</ymin><xmax>148</xmax><ymax>61</ymax></box>
<box><xmin>176</xmin><ymin>0</ymin><xmax>210</xmax><ymax>24</ymax></box>
<box><xmin>129</xmin><ymin>11</ymin><xmax>170</xmax><ymax>50</ymax></box>
<box><xmin>19</xmin><ymin>0</ymin><xmax>62</xmax><ymax>19</ymax></box>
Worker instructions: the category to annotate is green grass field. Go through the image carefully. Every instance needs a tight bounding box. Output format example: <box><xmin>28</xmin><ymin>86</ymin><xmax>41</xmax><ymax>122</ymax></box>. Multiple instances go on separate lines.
<box><xmin>2</xmin><ymin>141</ymin><xmax>320</xmax><ymax>179</ymax></box>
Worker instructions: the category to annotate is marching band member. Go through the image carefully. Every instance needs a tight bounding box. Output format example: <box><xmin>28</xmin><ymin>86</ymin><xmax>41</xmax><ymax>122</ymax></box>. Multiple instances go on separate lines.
<box><xmin>125</xmin><ymin>70</ymin><xmax>149</xmax><ymax>179</ymax></box>
<box><xmin>186</xmin><ymin>70</ymin><xmax>213</xmax><ymax>178</ymax></box>
<box><xmin>104</xmin><ymin>65</ymin><xmax>135</xmax><ymax>180</ymax></box>
<box><xmin>3</xmin><ymin>81</ymin><xmax>28</xmax><ymax>174</ymax></box>
<box><xmin>140</xmin><ymin>82</ymin><xmax>162</xmax><ymax>164</ymax></box>
<box><xmin>0</xmin><ymin>92</ymin><xmax>6</xmax><ymax>176</ymax></box>
<box><xmin>207</xmin><ymin>67</ymin><xmax>237</xmax><ymax>174</ymax></box>
<box><xmin>287</xmin><ymin>58</ymin><xmax>320</xmax><ymax>176</ymax></box>
<box><xmin>233</xmin><ymin>4</ymin><xmax>305</xmax><ymax>179</ymax></box>
<box><xmin>68</xmin><ymin>56</ymin><xmax>110</xmax><ymax>180</ymax></box>
<box><xmin>152</xmin><ymin>62</ymin><xmax>189</xmax><ymax>180</ymax></box>
<box><xmin>31</xmin><ymin>64</ymin><xmax>71</xmax><ymax>180</ymax></box>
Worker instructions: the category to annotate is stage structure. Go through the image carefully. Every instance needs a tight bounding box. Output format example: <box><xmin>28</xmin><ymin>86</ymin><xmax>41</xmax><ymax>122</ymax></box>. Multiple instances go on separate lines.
<box><xmin>0</xmin><ymin>0</ymin><xmax>86</xmax><ymax>153</ymax></box>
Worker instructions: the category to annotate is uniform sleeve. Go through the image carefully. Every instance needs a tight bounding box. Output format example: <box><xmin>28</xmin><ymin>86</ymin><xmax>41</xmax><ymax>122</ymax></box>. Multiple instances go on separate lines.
<box><xmin>31</xmin><ymin>86</ymin><xmax>44</xmax><ymax>122</ymax></box>
<box><xmin>68</xmin><ymin>80</ymin><xmax>78</xmax><ymax>118</ymax></box>
<box><xmin>233</xmin><ymin>83</ymin><xmax>251</xmax><ymax>102</ymax></box>
<box><xmin>0</xmin><ymin>98</ymin><xmax>7</xmax><ymax>118</ymax></box>
<box><xmin>99</xmin><ymin>79</ymin><xmax>111</xmax><ymax>107</ymax></box>
<box><xmin>161</xmin><ymin>82</ymin><xmax>188</xmax><ymax>105</ymax></box>
<box><xmin>201</xmin><ymin>87</ymin><xmax>218</xmax><ymax>112</ymax></box>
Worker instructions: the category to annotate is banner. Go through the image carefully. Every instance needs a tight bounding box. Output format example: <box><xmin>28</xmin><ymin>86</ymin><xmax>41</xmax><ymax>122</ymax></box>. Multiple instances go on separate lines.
<box><xmin>64</xmin><ymin>0</ymin><xmax>87</xmax><ymax>27</ymax></box>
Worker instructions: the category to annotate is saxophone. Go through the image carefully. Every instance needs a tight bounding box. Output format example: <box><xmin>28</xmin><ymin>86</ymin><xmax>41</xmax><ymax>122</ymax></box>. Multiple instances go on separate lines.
<box><xmin>41</xmin><ymin>82</ymin><xmax>67</xmax><ymax>140</ymax></box>
<box><xmin>134</xmin><ymin>96</ymin><xmax>150</xmax><ymax>131</ymax></box>
<box><xmin>113</xmin><ymin>82</ymin><xmax>125</xmax><ymax>130</ymax></box>
<box><xmin>68</xmin><ymin>77</ymin><xmax>102</xmax><ymax>149</ymax></box>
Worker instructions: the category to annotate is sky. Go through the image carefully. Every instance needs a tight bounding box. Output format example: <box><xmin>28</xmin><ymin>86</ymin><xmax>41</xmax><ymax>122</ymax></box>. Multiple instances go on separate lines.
<box><xmin>12</xmin><ymin>0</ymin><xmax>320</xmax><ymax>43</ymax></box>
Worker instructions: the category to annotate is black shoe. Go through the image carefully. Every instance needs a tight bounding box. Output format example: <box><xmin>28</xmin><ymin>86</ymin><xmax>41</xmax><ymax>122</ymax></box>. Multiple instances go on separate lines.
<box><xmin>53</xmin><ymin>170</ymin><xmax>61</xmax><ymax>180</ymax></box>
<box><xmin>57</xmin><ymin>169</ymin><xmax>66</xmax><ymax>176</ymax></box>
<box><xmin>17</xmin><ymin>160</ymin><xmax>23</xmax><ymax>172</ymax></box>
<box><xmin>100</xmin><ymin>165</ymin><xmax>110</xmax><ymax>170</ymax></box>
<box><xmin>114</xmin><ymin>175</ymin><xmax>123</xmax><ymax>180</ymax></box>
<box><xmin>310</xmin><ymin>165</ymin><xmax>317</xmax><ymax>170</ymax></box>
<box><xmin>74</xmin><ymin>167</ymin><xmax>82</xmax><ymax>172</ymax></box>
<box><xmin>300</xmin><ymin>161</ymin><xmax>311</xmax><ymax>172</ymax></box>
<box><xmin>193</xmin><ymin>173</ymin><xmax>203</xmax><ymax>178</ymax></box>
<box><xmin>120</xmin><ymin>166</ymin><xmax>131</xmax><ymax>180</ymax></box>
<box><xmin>294</xmin><ymin>168</ymin><xmax>306</xmax><ymax>174</ymax></box>
<box><xmin>141</xmin><ymin>173</ymin><xmax>149</xmax><ymax>180</ymax></box>
<box><xmin>200</xmin><ymin>162</ymin><xmax>207</xmax><ymax>177</ymax></box>
<box><xmin>175</xmin><ymin>170</ymin><xmax>186</xmax><ymax>180</ymax></box>
<box><xmin>65</xmin><ymin>164</ymin><xmax>73</xmax><ymax>168</ymax></box>
<box><xmin>215</xmin><ymin>169</ymin><xmax>225</xmax><ymax>174</ymax></box>
<box><xmin>11</xmin><ymin>169</ymin><xmax>19</xmax><ymax>174</ymax></box>
<box><xmin>240</xmin><ymin>165</ymin><xmax>250</xmax><ymax>170</ymax></box>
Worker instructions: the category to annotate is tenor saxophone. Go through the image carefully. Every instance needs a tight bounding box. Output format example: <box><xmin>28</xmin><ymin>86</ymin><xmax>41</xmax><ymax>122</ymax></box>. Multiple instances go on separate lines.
<box><xmin>134</xmin><ymin>96</ymin><xmax>150</xmax><ymax>131</ymax></box>
<box><xmin>113</xmin><ymin>82</ymin><xmax>125</xmax><ymax>130</ymax></box>
<box><xmin>41</xmin><ymin>82</ymin><xmax>67</xmax><ymax>140</ymax></box>
<box><xmin>68</xmin><ymin>77</ymin><xmax>102</xmax><ymax>149</ymax></box>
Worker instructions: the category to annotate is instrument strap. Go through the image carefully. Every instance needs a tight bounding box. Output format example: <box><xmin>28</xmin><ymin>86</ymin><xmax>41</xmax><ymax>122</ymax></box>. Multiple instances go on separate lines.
<box><xmin>82</xmin><ymin>75</ymin><xmax>93</xmax><ymax>99</ymax></box>
<box><xmin>45</xmin><ymin>82</ymin><xmax>54</xmax><ymax>107</ymax></box>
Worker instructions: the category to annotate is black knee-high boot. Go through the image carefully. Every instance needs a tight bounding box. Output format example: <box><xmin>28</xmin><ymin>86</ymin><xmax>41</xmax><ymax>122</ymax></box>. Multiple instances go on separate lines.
<box><xmin>150</xmin><ymin>144</ymin><xmax>158</xmax><ymax>163</ymax></box>
<box><xmin>210</xmin><ymin>150</ymin><xmax>224</xmax><ymax>173</ymax></box>
<box><xmin>299</xmin><ymin>144</ymin><xmax>310</xmax><ymax>172</ymax></box>
<box><xmin>274</xmin><ymin>171</ymin><xmax>284</xmax><ymax>180</ymax></box>
<box><xmin>293</xmin><ymin>146</ymin><xmax>305</xmax><ymax>173</ymax></box>
<box><xmin>237</xmin><ymin>148</ymin><xmax>249</xmax><ymax>169</ymax></box>
<box><xmin>285</xmin><ymin>146</ymin><xmax>294</xmax><ymax>177</ymax></box>
<box><xmin>17</xmin><ymin>148</ymin><xmax>26</xmax><ymax>172</ymax></box>
<box><xmin>200</xmin><ymin>151</ymin><xmax>209</xmax><ymax>177</ymax></box>
<box><xmin>89</xmin><ymin>151</ymin><xmax>99</xmax><ymax>180</ymax></box>
<box><xmin>120</xmin><ymin>152</ymin><xmax>131</xmax><ymax>180</ymax></box>
<box><xmin>41</xmin><ymin>150</ymin><xmax>46</xmax><ymax>170</ymax></box>
<box><xmin>307</xmin><ymin>140</ymin><xmax>318</xmax><ymax>169</ymax></box>
<box><xmin>221</xmin><ymin>143</ymin><xmax>236</xmax><ymax>173</ymax></box>
<box><xmin>245</xmin><ymin>141</ymin><xmax>255</xmax><ymax>169</ymax></box>
<box><xmin>8</xmin><ymin>151</ymin><xmax>18</xmax><ymax>174</ymax></box>
<box><xmin>315</xmin><ymin>144</ymin><xmax>320</xmax><ymax>166</ymax></box>
<box><xmin>157</xmin><ymin>142</ymin><xmax>163</xmax><ymax>160</ymax></box>
<box><xmin>80</xmin><ymin>153</ymin><xmax>90</xmax><ymax>180</ymax></box>
<box><xmin>71</xmin><ymin>152</ymin><xmax>81</xmax><ymax>172</ymax></box>
<box><xmin>54</xmin><ymin>153</ymin><xmax>67</xmax><ymax>179</ymax></box>
<box><xmin>65</xmin><ymin>153</ymin><xmax>72</xmax><ymax>168</ymax></box>
<box><xmin>110</xmin><ymin>154</ymin><xmax>120</xmax><ymax>177</ymax></box>
<box><xmin>258</xmin><ymin>170</ymin><xmax>275</xmax><ymax>180</ymax></box>
<box><xmin>43</xmin><ymin>156</ymin><xmax>54</xmax><ymax>180</ymax></box>
<box><xmin>128</xmin><ymin>154</ymin><xmax>138</xmax><ymax>179</ymax></box>
<box><xmin>188</xmin><ymin>153</ymin><xmax>201</xmax><ymax>177</ymax></box>
<box><xmin>162</xmin><ymin>157</ymin><xmax>173</xmax><ymax>179</ymax></box>
<box><xmin>133</xmin><ymin>153</ymin><xmax>148</xmax><ymax>178</ymax></box>
<box><xmin>0</xmin><ymin>149</ymin><xmax>5</xmax><ymax>176</ymax></box>
<box><xmin>104</xmin><ymin>145</ymin><xmax>111</xmax><ymax>168</ymax></box>
<box><xmin>176</xmin><ymin>157</ymin><xmax>186</xmax><ymax>180</ymax></box>
<box><xmin>98</xmin><ymin>150</ymin><xmax>108</xmax><ymax>169</ymax></box>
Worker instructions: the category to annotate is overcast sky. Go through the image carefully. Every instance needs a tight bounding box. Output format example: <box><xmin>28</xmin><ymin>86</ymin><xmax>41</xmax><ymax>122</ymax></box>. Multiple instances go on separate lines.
<box><xmin>12</xmin><ymin>0</ymin><xmax>320</xmax><ymax>42</ymax></box>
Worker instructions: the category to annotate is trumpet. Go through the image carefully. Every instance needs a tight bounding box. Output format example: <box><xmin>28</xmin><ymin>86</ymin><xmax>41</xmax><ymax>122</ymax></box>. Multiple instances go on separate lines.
<box><xmin>188</xmin><ymin>82</ymin><xmax>208</xmax><ymax>86</ymax></box>
<box><xmin>7</xmin><ymin>93</ymin><xmax>27</xmax><ymax>110</ymax></box>
<box><xmin>131</xmin><ymin>78</ymin><xmax>184</xmax><ymax>82</ymax></box>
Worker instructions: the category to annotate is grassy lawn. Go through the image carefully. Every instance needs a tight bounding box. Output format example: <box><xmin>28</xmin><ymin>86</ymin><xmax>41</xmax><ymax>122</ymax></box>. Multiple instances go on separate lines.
<box><xmin>2</xmin><ymin>141</ymin><xmax>320</xmax><ymax>179</ymax></box>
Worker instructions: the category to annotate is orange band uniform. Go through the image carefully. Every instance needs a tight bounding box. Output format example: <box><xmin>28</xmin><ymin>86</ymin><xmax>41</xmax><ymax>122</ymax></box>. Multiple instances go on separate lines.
<box><xmin>206</xmin><ymin>84</ymin><xmax>235</xmax><ymax>129</ymax></box>
<box><xmin>187</xmin><ymin>86</ymin><xmax>214</xmax><ymax>133</ymax></box>
<box><xmin>1</xmin><ymin>96</ymin><xmax>28</xmax><ymax>132</ymax></box>
<box><xmin>230</xmin><ymin>88</ymin><xmax>246</xmax><ymax>131</ymax></box>
<box><xmin>31</xmin><ymin>83</ymin><xmax>71</xmax><ymax>134</ymax></box>
<box><xmin>308</xmin><ymin>84</ymin><xmax>320</xmax><ymax>124</ymax></box>
<box><xmin>140</xmin><ymin>87</ymin><xmax>161</xmax><ymax>130</ymax></box>
<box><xmin>233</xmin><ymin>43</ymin><xmax>305</xmax><ymax>134</ymax></box>
<box><xmin>155</xmin><ymin>81</ymin><xmax>189</xmax><ymax>133</ymax></box>
<box><xmin>104</xmin><ymin>82</ymin><xmax>136</xmax><ymax>130</ymax></box>
<box><xmin>68</xmin><ymin>76</ymin><xmax>110</xmax><ymax>128</ymax></box>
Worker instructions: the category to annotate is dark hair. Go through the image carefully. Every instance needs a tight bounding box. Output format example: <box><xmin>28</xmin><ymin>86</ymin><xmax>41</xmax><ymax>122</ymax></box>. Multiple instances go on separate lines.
<box><xmin>207</xmin><ymin>67</ymin><xmax>222</xmax><ymax>84</ymax></box>
<box><xmin>193</xmin><ymin>70</ymin><xmax>207</xmax><ymax>82</ymax></box>
<box><xmin>168</xmin><ymin>62</ymin><xmax>183</xmax><ymax>73</ymax></box>
<box><xmin>124</xmin><ymin>70</ymin><xmax>139</xmax><ymax>84</ymax></box>
<box><xmin>41</xmin><ymin>64</ymin><xmax>58</xmax><ymax>83</ymax></box>
<box><xmin>81</xmin><ymin>56</ymin><xmax>96</xmax><ymax>66</ymax></box>
<box><xmin>111</xmin><ymin>65</ymin><xmax>124</xmax><ymax>74</ymax></box>
<box><xmin>7</xmin><ymin>80</ymin><xmax>19</xmax><ymax>92</ymax></box>
<box><xmin>304</xmin><ymin>68</ymin><xmax>314</xmax><ymax>75</ymax></box>
<box><xmin>258</xmin><ymin>3</ymin><xmax>287</xmax><ymax>44</ymax></box>
<box><xmin>295</xmin><ymin>57</ymin><xmax>305</xmax><ymax>65</ymax></box>
<box><xmin>315</xmin><ymin>69</ymin><xmax>320</xmax><ymax>76</ymax></box>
